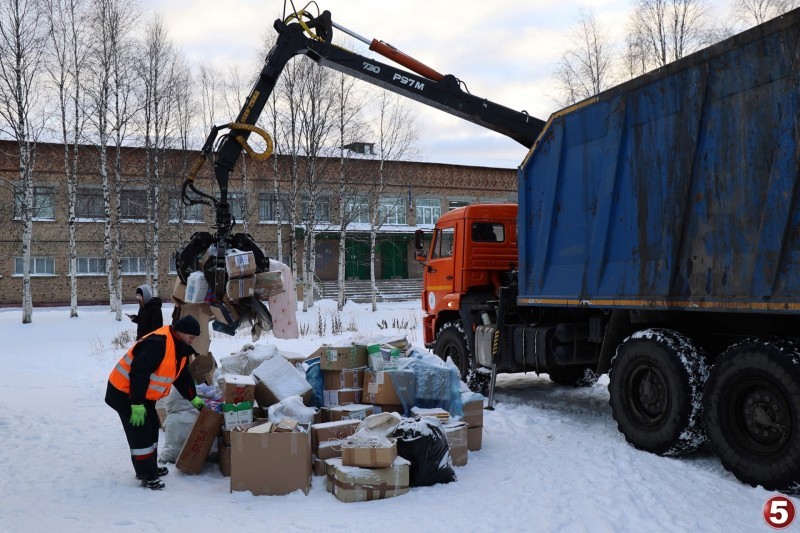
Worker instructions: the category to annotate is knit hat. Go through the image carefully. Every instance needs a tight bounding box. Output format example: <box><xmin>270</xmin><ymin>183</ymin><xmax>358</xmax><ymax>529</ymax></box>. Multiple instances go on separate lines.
<box><xmin>173</xmin><ymin>315</ymin><xmax>200</xmax><ymax>336</ymax></box>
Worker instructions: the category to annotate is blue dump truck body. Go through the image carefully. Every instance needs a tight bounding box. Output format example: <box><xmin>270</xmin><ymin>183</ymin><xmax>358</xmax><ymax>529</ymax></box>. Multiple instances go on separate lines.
<box><xmin>426</xmin><ymin>9</ymin><xmax>800</xmax><ymax>491</ymax></box>
<box><xmin>518</xmin><ymin>10</ymin><xmax>800</xmax><ymax>313</ymax></box>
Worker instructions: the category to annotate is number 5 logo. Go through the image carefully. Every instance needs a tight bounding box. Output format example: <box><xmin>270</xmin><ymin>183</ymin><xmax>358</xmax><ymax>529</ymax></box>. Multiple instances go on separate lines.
<box><xmin>763</xmin><ymin>495</ymin><xmax>796</xmax><ymax>529</ymax></box>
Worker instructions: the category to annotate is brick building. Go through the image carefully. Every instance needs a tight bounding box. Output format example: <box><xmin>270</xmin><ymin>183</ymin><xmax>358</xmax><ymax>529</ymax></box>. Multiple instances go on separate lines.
<box><xmin>0</xmin><ymin>139</ymin><xmax>517</xmax><ymax>306</ymax></box>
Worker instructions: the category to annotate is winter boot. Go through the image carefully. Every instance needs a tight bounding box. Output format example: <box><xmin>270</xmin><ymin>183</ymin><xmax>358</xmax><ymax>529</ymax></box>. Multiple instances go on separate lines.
<box><xmin>136</xmin><ymin>466</ymin><xmax>168</xmax><ymax>480</ymax></box>
<box><xmin>140</xmin><ymin>476</ymin><xmax>165</xmax><ymax>490</ymax></box>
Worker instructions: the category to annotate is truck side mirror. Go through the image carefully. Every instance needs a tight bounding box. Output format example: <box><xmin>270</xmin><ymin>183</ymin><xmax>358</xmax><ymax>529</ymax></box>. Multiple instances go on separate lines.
<box><xmin>414</xmin><ymin>229</ymin><xmax>427</xmax><ymax>261</ymax></box>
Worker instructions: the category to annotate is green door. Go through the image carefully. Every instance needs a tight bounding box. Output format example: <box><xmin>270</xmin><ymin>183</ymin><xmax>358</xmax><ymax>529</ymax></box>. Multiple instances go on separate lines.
<box><xmin>345</xmin><ymin>238</ymin><xmax>370</xmax><ymax>280</ymax></box>
<box><xmin>379</xmin><ymin>236</ymin><xmax>408</xmax><ymax>279</ymax></box>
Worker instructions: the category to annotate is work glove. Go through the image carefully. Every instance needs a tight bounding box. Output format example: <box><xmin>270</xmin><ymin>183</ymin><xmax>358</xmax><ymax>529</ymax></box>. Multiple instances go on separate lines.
<box><xmin>130</xmin><ymin>404</ymin><xmax>146</xmax><ymax>426</ymax></box>
<box><xmin>190</xmin><ymin>396</ymin><xmax>205</xmax><ymax>411</ymax></box>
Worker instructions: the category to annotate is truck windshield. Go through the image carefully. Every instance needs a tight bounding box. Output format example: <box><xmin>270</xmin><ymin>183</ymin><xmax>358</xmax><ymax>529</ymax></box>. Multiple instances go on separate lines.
<box><xmin>471</xmin><ymin>223</ymin><xmax>504</xmax><ymax>242</ymax></box>
<box><xmin>432</xmin><ymin>227</ymin><xmax>455</xmax><ymax>258</ymax></box>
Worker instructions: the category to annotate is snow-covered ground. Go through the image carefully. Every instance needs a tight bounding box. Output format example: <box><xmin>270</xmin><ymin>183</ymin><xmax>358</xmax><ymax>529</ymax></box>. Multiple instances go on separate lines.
<box><xmin>0</xmin><ymin>300</ymin><xmax>791</xmax><ymax>532</ymax></box>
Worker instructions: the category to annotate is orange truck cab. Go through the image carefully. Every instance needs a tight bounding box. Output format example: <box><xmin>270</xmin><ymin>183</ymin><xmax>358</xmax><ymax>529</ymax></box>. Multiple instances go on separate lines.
<box><xmin>415</xmin><ymin>204</ymin><xmax>517</xmax><ymax>371</ymax></box>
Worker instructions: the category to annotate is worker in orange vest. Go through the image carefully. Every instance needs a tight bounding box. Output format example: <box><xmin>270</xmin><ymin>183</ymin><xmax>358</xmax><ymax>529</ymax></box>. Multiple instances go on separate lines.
<box><xmin>105</xmin><ymin>315</ymin><xmax>206</xmax><ymax>490</ymax></box>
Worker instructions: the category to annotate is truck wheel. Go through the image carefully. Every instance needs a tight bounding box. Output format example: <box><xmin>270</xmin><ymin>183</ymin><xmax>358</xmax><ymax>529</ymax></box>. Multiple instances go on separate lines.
<box><xmin>703</xmin><ymin>338</ymin><xmax>800</xmax><ymax>492</ymax></box>
<box><xmin>433</xmin><ymin>320</ymin><xmax>471</xmax><ymax>381</ymax></box>
<box><xmin>548</xmin><ymin>366</ymin><xmax>599</xmax><ymax>387</ymax></box>
<box><xmin>609</xmin><ymin>329</ymin><xmax>708</xmax><ymax>456</ymax></box>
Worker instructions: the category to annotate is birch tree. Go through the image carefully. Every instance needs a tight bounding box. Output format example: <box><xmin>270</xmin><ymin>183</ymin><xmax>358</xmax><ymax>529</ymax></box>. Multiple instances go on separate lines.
<box><xmin>731</xmin><ymin>0</ymin><xmax>797</xmax><ymax>26</ymax></box>
<box><xmin>0</xmin><ymin>0</ymin><xmax>48</xmax><ymax>324</ymax></box>
<box><xmin>296</xmin><ymin>58</ymin><xmax>336</xmax><ymax>312</ymax></box>
<box><xmin>171</xmin><ymin>59</ymin><xmax>195</xmax><ymax>246</ymax></box>
<box><xmin>139</xmin><ymin>15</ymin><xmax>178</xmax><ymax>297</ymax></box>
<box><xmin>553</xmin><ymin>9</ymin><xmax>616</xmax><ymax>107</ymax></box>
<box><xmin>85</xmin><ymin>0</ymin><xmax>137</xmax><ymax>319</ymax></box>
<box><xmin>332</xmin><ymin>70</ymin><xmax>367</xmax><ymax>311</ymax></box>
<box><xmin>627</xmin><ymin>0</ymin><xmax>714</xmax><ymax>73</ymax></box>
<box><xmin>276</xmin><ymin>57</ymin><xmax>305</xmax><ymax>284</ymax></box>
<box><xmin>368</xmin><ymin>92</ymin><xmax>418</xmax><ymax>311</ymax></box>
<box><xmin>45</xmin><ymin>0</ymin><xmax>89</xmax><ymax>318</ymax></box>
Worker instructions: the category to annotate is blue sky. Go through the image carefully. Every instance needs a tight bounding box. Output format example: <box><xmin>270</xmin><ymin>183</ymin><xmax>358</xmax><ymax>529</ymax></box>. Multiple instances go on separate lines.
<box><xmin>141</xmin><ymin>0</ymin><xmax>728</xmax><ymax>167</ymax></box>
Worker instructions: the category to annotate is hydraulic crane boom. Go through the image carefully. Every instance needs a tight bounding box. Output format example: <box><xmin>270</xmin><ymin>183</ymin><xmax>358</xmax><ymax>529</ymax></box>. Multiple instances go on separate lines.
<box><xmin>177</xmin><ymin>8</ymin><xmax>545</xmax><ymax>304</ymax></box>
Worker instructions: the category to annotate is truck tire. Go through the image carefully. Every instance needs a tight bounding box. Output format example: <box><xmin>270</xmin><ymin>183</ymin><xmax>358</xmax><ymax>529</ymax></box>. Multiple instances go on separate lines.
<box><xmin>433</xmin><ymin>321</ymin><xmax>471</xmax><ymax>381</ymax></box>
<box><xmin>703</xmin><ymin>338</ymin><xmax>800</xmax><ymax>492</ymax></box>
<box><xmin>548</xmin><ymin>366</ymin><xmax>599</xmax><ymax>387</ymax></box>
<box><xmin>609</xmin><ymin>329</ymin><xmax>708</xmax><ymax>456</ymax></box>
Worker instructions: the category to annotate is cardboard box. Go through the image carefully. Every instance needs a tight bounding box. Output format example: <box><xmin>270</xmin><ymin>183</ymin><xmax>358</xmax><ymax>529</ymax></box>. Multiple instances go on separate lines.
<box><xmin>225</xmin><ymin>250</ymin><xmax>257</xmax><ymax>279</ymax></box>
<box><xmin>222</xmin><ymin>374</ymin><xmax>256</xmax><ymax>404</ymax></box>
<box><xmin>319</xmin><ymin>344</ymin><xmax>369</xmax><ymax>371</ymax></box>
<box><xmin>230</xmin><ymin>427</ymin><xmax>311</xmax><ymax>496</ymax></box>
<box><xmin>176</xmin><ymin>407</ymin><xmax>224</xmax><ymax>474</ymax></box>
<box><xmin>311</xmin><ymin>420</ymin><xmax>361</xmax><ymax>450</ymax></box>
<box><xmin>326</xmin><ymin>457</ymin><xmax>410</xmax><ymax>503</ymax></box>
<box><xmin>210</xmin><ymin>301</ymin><xmax>240</xmax><ymax>327</ymax></box>
<box><xmin>275</xmin><ymin>418</ymin><xmax>298</xmax><ymax>433</ymax></box>
<box><xmin>314</xmin><ymin>457</ymin><xmax>327</xmax><ymax>477</ymax></box>
<box><xmin>172</xmin><ymin>277</ymin><xmax>187</xmax><ymax>304</ymax></box>
<box><xmin>176</xmin><ymin>302</ymin><xmax>213</xmax><ymax>357</ymax></box>
<box><xmin>189</xmin><ymin>353</ymin><xmax>217</xmax><ymax>385</ymax></box>
<box><xmin>223</xmin><ymin>401</ymin><xmax>254</xmax><ymax>430</ymax></box>
<box><xmin>467</xmin><ymin>426</ymin><xmax>483</xmax><ymax>451</ymax></box>
<box><xmin>323</xmin><ymin>388</ymin><xmax>362</xmax><ymax>407</ymax></box>
<box><xmin>226</xmin><ymin>276</ymin><xmax>256</xmax><ymax>301</ymax></box>
<box><xmin>323</xmin><ymin>368</ymin><xmax>366</xmax><ymax>390</ymax></box>
<box><xmin>444</xmin><ymin>422</ymin><xmax>469</xmax><ymax>467</ymax></box>
<box><xmin>462</xmin><ymin>398</ymin><xmax>484</xmax><ymax>428</ymax></box>
<box><xmin>371</xmin><ymin>403</ymin><xmax>405</xmax><ymax>415</ymax></box>
<box><xmin>322</xmin><ymin>404</ymin><xmax>374</xmax><ymax>423</ymax></box>
<box><xmin>363</xmin><ymin>371</ymin><xmax>402</xmax><ymax>405</ymax></box>
<box><xmin>254</xmin><ymin>270</ymin><xmax>285</xmax><ymax>299</ymax></box>
<box><xmin>218</xmin><ymin>436</ymin><xmax>231</xmax><ymax>477</ymax></box>
<box><xmin>252</xmin><ymin>355</ymin><xmax>312</xmax><ymax>408</ymax></box>
<box><xmin>317</xmin><ymin>439</ymin><xmax>345</xmax><ymax>460</ymax></box>
<box><xmin>341</xmin><ymin>439</ymin><xmax>397</xmax><ymax>468</ymax></box>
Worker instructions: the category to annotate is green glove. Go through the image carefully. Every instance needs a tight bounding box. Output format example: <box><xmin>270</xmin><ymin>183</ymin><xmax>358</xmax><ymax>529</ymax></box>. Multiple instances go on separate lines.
<box><xmin>190</xmin><ymin>396</ymin><xmax>205</xmax><ymax>411</ymax></box>
<box><xmin>130</xmin><ymin>404</ymin><xmax>146</xmax><ymax>426</ymax></box>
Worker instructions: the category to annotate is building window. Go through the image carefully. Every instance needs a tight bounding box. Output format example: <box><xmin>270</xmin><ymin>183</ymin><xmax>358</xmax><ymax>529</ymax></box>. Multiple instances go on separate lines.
<box><xmin>120</xmin><ymin>257</ymin><xmax>148</xmax><ymax>274</ymax></box>
<box><xmin>301</xmin><ymin>196</ymin><xmax>330</xmax><ymax>222</ymax></box>
<box><xmin>223</xmin><ymin>192</ymin><xmax>246</xmax><ymax>222</ymax></box>
<box><xmin>14</xmin><ymin>186</ymin><xmax>55</xmax><ymax>220</ymax></box>
<box><xmin>74</xmin><ymin>257</ymin><xmax>106</xmax><ymax>275</ymax></box>
<box><xmin>379</xmin><ymin>196</ymin><xmax>406</xmax><ymax>225</ymax></box>
<box><xmin>345</xmin><ymin>197</ymin><xmax>370</xmax><ymax>223</ymax></box>
<box><xmin>76</xmin><ymin>188</ymin><xmax>104</xmax><ymax>219</ymax></box>
<box><xmin>416</xmin><ymin>198</ymin><xmax>441</xmax><ymax>226</ymax></box>
<box><xmin>121</xmin><ymin>190</ymin><xmax>148</xmax><ymax>220</ymax></box>
<box><xmin>448</xmin><ymin>200</ymin><xmax>470</xmax><ymax>211</ymax></box>
<box><xmin>169</xmin><ymin>198</ymin><xmax>203</xmax><ymax>223</ymax></box>
<box><xmin>168</xmin><ymin>255</ymin><xmax>177</xmax><ymax>274</ymax></box>
<box><xmin>258</xmin><ymin>193</ymin><xmax>288</xmax><ymax>222</ymax></box>
<box><xmin>14</xmin><ymin>256</ymin><xmax>55</xmax><ymax>276</ymax></box>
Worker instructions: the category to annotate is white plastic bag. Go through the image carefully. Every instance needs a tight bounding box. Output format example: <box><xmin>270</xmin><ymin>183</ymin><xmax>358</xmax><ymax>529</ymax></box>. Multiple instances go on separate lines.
<box><xmin>267</xmin><ymin>395</ymin><xmax>318</xmax><ymax>425</ymax></box>
<box><xmin>159</xmin><ymin>409</ymin><xmax>199</xmax><ymax>463</ymax></box>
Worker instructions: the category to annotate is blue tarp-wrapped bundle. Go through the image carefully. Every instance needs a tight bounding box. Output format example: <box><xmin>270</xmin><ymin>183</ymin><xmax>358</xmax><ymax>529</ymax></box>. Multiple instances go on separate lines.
<box><xmin>396</xmin><ymin>350</ymin><xmax>463</xmax><ymax>418</ymax></box>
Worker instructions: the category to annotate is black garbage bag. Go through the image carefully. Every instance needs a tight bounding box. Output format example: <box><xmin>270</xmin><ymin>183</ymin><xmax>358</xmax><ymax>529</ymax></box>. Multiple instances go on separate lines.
<box><xmin>392</xmin><ymin>417</ymin><xmax>456</xmax><ymax>487</ymax></box>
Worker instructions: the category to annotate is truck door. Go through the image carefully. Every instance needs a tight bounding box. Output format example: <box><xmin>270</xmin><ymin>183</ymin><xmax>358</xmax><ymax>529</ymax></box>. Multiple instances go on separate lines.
<box><xmin>426</xmin><ymin>225</ymin><xmax>456</xmax><ymax>312</ymax></box>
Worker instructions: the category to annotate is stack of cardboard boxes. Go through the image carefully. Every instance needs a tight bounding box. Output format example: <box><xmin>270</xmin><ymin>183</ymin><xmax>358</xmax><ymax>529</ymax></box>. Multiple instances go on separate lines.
<box><xmin>325</xmin><ymin>436</ymin><xmax>410</xmax><ymax>503</ymax></box>
<box><xmin>172</xmin><ymin>340</ymin><xmax>487</xmax><ymax>500</ymax></box>
<box><xmin>462</xmin><ymin>395</ymin><xmax>484</xmax><ymax>452</ymax></box>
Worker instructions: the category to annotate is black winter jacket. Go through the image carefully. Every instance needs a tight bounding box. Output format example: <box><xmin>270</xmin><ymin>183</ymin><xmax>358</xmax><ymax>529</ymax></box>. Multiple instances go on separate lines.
<box><xmin>132</xmin><ymin>297</ymin><xmax>163</xmax><ymax>340</ymax></box>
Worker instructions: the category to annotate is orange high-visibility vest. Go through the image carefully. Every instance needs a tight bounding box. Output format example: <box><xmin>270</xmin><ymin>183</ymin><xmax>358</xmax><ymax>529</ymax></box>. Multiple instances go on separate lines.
<box><xmin>108</xmin><ymin>325</ymin><xmax>186</xmax><ymax>401</ymax></box>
